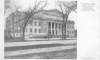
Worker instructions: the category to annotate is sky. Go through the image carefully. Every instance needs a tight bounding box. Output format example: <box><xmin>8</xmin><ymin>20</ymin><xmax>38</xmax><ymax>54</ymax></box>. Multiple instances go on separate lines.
<box><xmin>12</xmin><ymin>0</ymin><xmax>76</xmax><ymax>10</ymax></box>
<box><xmin>6</xmin><ymin>0</ymin><xmax>77</xmax><ymax>28</ymax></box>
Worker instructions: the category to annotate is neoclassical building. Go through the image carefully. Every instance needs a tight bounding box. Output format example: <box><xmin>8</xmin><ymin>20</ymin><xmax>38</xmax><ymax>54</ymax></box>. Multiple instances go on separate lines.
<box><xmin>25</xmin><ymin>9</ymin><xmax>76</xmax><ymax>40</ymax></box>
<box><xmin>5</xmin><ymin>9</ymin><xmax>76</xmax><ymax>40</ymax></box>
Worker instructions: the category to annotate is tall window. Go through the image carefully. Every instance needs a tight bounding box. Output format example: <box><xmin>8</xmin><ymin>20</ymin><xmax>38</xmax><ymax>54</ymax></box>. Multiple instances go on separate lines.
<box><xmin>34</xmin><ymin>29</ymin><xmax>37</xmax><ymax>33</ymax></box>
<box><xmin>39</xmin><ymin>21</ymin><xmax>42</xmax><ymax>26</ymax></box>
<box><xmin>34</xmin><ymin>21</ymin><xmax>37</xmax><ymax>26</ymax></box>
<box><xmin>30</xmin><ymin>28</ymin><xmax>32</xmax><ymax>32</ymax></box>
<box><xmin>39</xmin><ymin>29</ymin><xmax>41</xmax><ymax>33</ymax></box>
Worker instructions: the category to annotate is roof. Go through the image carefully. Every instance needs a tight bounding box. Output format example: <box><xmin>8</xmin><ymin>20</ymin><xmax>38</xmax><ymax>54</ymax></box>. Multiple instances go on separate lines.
<box><xmin>66</xmin><ymin>20</ymin><xmax>75</xmax><ymax>24</ymax></box>
<box><xmin>30</xmin><ymin>9</ymin><xmax>63</xmax><ymax>22</ymax></box>
<box><xmin>6</xmin><ymin>9</ymin><xmax>75</xmax><ymax>27</ymax></box>
<box><xmin>36</xmin><ymin>9</ymin><xmax>62</xmax><ymax>17</ymax></box>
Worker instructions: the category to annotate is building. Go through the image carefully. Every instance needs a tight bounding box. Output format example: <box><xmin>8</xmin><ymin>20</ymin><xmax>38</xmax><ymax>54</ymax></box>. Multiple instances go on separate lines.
<box><xmin>5</xmin><ymin>10</ymin><xmax>25</xmax><ymax>40</ymax></box>
<box><xmin>5</xmin><ymin>9</ymin><xmax>77</xmax><ymax>40</ymax></box>
<box><xmin>25</xmin><ymin>9</ymin><xmax>76</xmax><ymax>40</ymax></box>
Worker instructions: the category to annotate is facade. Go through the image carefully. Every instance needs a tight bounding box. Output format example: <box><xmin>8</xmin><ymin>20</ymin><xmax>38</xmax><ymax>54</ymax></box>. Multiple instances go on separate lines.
<box><xmin>5</xmin><ymin>9</ymin><xmax>76</xmax><ymax>40</ymax></box>
<box><xmin>5</xmin><ymin>10</ymin><xmax>25</xmax><ymax>40</ymax></box>
<box><xmin>25</xmin><ymin>9</ymin><xmax>76</xmax><ymax>40</ymax></box>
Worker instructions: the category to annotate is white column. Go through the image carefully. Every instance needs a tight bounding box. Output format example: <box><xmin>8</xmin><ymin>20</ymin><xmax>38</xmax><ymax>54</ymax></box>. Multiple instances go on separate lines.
<box><xmin>60</xmin><ymin>24</ymin><xmax>62</xmax><ymax>35</ymax></box>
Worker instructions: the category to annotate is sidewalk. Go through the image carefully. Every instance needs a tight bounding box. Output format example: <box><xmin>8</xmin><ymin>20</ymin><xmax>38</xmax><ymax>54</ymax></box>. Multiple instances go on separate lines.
<box><xmin>5</xmin><ymin>40</ymin><xmax>77</xmax><ymax>47</ymax></box>
<box><xmin>5</xmin><ymin>40</ymin><xmax>77</xmax><ymax>58</ymax></box>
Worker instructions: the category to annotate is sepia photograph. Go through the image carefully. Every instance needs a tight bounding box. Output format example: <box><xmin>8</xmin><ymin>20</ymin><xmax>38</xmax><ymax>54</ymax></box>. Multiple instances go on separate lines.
<box><xmin>4</xmin><ymin>0</ymin><xmax>77</xmax><ymax>59</ymax></box>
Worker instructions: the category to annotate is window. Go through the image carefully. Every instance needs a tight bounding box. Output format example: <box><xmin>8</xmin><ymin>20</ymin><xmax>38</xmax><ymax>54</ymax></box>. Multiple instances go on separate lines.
<box><xmin>34</xmin><ymin>21</ymin><xmax>37</xmax><ymax>26</ymax></box>
<box><xmin>34</xmin><ymin>29</ymin><xmax>37</xmax><ymax>33</ymax></box>
<box><xmin>39</xmin><ymin>29</ymin><xmax>41</xmax><ymax>33</ymax></box>
<box><xmin>30</xmin><ymin>28</ymin><xmax>32</xmax><ymax>32</ymax></box>
<box><xmin>39</xmin><ymin>21</ymin><xmax>42</xmax><ymax>26</ymax></box>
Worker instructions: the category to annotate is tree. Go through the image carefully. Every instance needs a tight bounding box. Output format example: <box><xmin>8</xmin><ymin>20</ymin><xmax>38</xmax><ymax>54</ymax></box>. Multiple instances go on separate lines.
<box><xmin>5</xmin><ymin>0</ymin><xmax>11</xmax><ymax>13</ymax></box>
<box><xmin>5</xmin><ymin>0</ymin><xmax>22</xmax><ymax>19</ymax></box>
<box><xmin>22</xmin><ymin>0</ymin><xmax>47</xmax><ymax>40</ymax></box>
<box><xmin>57</xmin><ymin>1</ymin><xmax>77</xmax><ymax>40</ymax></box>
<box><xmin>5</xmin><ymin>9</ymin><xmax>25</xmax><ymax>40</ymax></box>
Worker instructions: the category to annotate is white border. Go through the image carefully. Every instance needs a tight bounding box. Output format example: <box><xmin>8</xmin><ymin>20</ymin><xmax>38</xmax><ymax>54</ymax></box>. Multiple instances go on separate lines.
<box><xmin>0</xmin><ymin>0</ymin><xmax>100</xmax><ymax>60</ymax></box>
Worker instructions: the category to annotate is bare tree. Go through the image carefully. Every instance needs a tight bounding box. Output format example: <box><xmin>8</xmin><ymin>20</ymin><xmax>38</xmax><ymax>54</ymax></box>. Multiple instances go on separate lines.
<box><xmin>22</xmin><ymin>0</ymin><xmax>47</xmax><ymax>40</ymax></box>
<box><xmin>5</xmin><ymin>0</ymin><xmax>19</xmax><ymax>15</ymax></box>
<box><xmin>57</xmin><ymin>1</ymin><xmax>77</xmax><ymax>40</ymax></box>
<box><xmin>5</xmin><ymin>0</ymin><xmax>11</xmax><ymax>13</ymax></box>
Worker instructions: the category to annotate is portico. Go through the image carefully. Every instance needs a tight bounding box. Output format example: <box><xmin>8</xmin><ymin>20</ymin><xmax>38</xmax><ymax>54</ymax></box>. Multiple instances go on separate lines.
<box><xmin>48</xmin><ymin>22</ymin><xmax>62</xmax><ymax>38</ymax></box>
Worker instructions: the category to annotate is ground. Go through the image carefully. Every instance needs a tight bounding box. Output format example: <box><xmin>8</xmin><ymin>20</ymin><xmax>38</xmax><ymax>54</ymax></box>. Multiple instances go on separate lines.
<box><xmin>5</xmin><ymin>48</ymin><xmax>76</xmax><ymax>59</ymax></box>
<box><xmin>4</xmin><ymin>40</ymin><xmax>77</xmax><ymax>59</ymax></box>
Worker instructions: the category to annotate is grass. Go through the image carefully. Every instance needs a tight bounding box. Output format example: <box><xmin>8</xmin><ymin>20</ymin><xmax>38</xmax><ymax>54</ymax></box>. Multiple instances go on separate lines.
<box><xmin>5</xmin><ymin>48</ymin><xmax>77</xmax><ymax>59</ymax></box>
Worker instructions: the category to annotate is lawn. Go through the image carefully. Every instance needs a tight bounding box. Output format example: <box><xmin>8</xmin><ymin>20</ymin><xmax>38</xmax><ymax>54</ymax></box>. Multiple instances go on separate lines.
<box><xmin>5</xmin><ymin>48</ymin><xmax>77</xmax><ymax>59</ymax></box>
